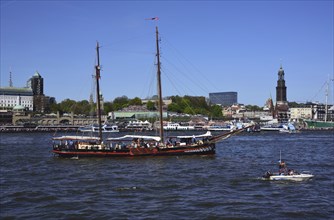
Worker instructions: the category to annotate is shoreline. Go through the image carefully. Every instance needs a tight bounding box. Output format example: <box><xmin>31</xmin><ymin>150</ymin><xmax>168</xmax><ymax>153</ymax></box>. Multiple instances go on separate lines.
<box><xmin>1</xmin><ymin>126</ymin><xmax>333</xmax><ymax>133</ymax></box>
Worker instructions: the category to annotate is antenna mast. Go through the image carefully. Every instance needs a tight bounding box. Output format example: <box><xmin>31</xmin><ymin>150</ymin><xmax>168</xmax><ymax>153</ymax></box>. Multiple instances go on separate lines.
<box><xmin>9</xmin><ymin>67</ymin><xmax>13</xmax><ymax>87</ymax></box>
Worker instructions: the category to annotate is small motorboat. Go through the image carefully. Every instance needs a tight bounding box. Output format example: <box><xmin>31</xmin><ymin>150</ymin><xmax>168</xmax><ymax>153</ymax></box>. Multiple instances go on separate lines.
<box><xmin>263</xmin><ymin>152</ymin><xmax>314</xmax><ymax>181</ymax></box>
<box><xmin>263</xmin><ymin>170</ymin><xmax>314</xmax><ymax>181</ymax></box>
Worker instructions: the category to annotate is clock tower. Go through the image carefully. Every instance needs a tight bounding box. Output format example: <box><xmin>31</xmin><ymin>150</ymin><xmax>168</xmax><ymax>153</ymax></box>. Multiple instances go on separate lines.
<box><xmin>275</xmin><ymin>65</ymin><xmax>289</xmax><ymax>122</ymax></box>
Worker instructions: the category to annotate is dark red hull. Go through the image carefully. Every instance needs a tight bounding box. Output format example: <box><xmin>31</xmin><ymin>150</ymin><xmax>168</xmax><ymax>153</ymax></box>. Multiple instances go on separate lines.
<box><xmin>52</xmin><ymin>143</ymin><xmax>215</xmax><ymax>158</ymax></box>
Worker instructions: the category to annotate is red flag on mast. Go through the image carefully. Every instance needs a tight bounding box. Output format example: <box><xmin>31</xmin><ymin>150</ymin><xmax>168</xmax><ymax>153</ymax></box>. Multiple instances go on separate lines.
<box><xmin>145</xmin><ymin>17</ymin><xmax>159</xmax><ymax>20</ymax></box>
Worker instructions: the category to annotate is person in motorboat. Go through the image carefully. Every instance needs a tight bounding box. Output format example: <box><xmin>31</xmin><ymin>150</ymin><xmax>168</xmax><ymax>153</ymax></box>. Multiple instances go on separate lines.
<box><xmin>278</xmin><ymin>160</ymin><xmax>288</xmax><ymax>175</ymax></box>
<box><xmin>263</xmin><ymin>171</ymin><xmax>272</xmax><ymax>179</ymax></box>
<box><xmin>288</xmin><ymin>169</ymin><xmax>297</xmax><ymax>175</ymax></box>
<box><xmin>263</xmin><ymin>161</ymin><xmax>292</xmax><ymax>178</ymax></box>
<box><xmin>279</xmin><ymin>160</ymin><xmax>286</xmax><ymax>169</ymax></box>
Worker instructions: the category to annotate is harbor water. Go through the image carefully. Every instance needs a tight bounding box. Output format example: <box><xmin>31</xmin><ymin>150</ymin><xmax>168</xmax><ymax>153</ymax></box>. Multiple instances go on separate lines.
<box><xmin>1</xmin><ymin>131</ymin><xmax>333</xmax><ymax>219</ymax></box>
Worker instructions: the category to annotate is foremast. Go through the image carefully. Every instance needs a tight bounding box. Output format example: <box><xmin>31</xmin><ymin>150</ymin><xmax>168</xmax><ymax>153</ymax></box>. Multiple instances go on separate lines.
<box><xmin>95</xmin><ymin>42</ymin><xmax>103</xmax><ymax>143</ymax></box>
<box><xmin>155</xmin><ymin>26</ymin><xmax>164</xmax><ymax>144</ymax></box>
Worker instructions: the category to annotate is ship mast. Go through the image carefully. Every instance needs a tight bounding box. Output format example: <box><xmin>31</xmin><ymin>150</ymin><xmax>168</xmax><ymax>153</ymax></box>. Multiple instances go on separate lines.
<box><xmin>324</xmin><ymin>75</ymin><xmax>329</xmax><ymax>122</ymax></box>
<box><xmin>95</xmin><ymin>42</ymin><xmax>103</xmax><ymax>143</ymax></box>
<box><xmin>156</xmin><ymin>26</ymin><xmax>164</xmax><ymax>143</ymax></box>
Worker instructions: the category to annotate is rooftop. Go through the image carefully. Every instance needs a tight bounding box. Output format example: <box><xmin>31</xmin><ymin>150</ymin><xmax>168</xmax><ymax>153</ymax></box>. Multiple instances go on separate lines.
<box><xmin>0</xmin><ymin>87</ymin><xmax>33</xmax><ymax>96</ymax></box>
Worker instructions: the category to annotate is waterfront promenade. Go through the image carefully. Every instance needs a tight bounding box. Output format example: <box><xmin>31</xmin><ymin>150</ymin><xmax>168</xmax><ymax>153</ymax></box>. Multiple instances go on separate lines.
<box><xmin>1</xmin><ymin>125</ymin><xmax>332</xmax><ymax>133</ymax></box>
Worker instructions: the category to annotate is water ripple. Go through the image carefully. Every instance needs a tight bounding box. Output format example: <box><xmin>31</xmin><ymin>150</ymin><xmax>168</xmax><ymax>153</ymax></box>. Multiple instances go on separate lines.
<box><xmin>1</xmin><ymin>131</ymin><xmax>333</xmax><ymax>219</ymax></box>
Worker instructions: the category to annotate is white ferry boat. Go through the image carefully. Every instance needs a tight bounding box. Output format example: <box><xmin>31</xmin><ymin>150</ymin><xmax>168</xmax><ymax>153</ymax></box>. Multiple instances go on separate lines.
<box><xmin>163</xmin><ymin>122</ymin><xmax>195</xmax><ymax>131</ymax></box>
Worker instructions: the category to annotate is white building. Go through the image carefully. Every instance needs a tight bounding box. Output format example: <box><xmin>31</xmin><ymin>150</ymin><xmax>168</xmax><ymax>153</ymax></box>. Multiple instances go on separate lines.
<box><xmin>290</xmin><ymin>107</ymin><xmax>312</xmax><ymax>120</ymax></box>
<box><xmin>141</xmin><ymin>98</ymin><xmax>172</xmax><ymax>106</ymax></box>
<box><xmin>0</xmin><ymin>87</ymin><xmax>34</xmax><ymax>111</ymax></box>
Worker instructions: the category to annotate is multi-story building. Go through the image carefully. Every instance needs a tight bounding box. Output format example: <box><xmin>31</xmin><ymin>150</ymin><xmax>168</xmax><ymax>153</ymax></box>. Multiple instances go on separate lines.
<box><xmin>290</xmin><ymin>107</ymin><xmax>312</xmax><ymax>120</ymax></box>
<box><xmin>26</xmin><ymin>71</ymin><xmax>55</xmax><ymax>112</ymax></box>
<box><xmin>209</xmin><ymin>92</ymin><xmax>237</xmax><ymax>106</ymax></box>
<box><xmin>310</xmin><ymin>103</ymin><xmax>334</xmax><ymax>121</ymax></box>
<box><xmin>1</xmin><ymin>71</ymin><xmax>54</xmax><ymax>113</ymax></box>
<box><xmin>27</xmin><ymin>71</ymin><xmax>44</xmax><ymax>95</ymax></box>
<box><xmin>0</xmin><ymin>87</ymin><xmax>34</xmax><ymax>111</ymax></box>
<box><xmin>27</xmin><ymin>71</ymin><xmax>46</xmax><ymax>112</ymax></box>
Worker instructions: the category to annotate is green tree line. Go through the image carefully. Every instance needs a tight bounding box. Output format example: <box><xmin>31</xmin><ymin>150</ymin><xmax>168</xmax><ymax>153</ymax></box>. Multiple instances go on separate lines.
<box><xmin>167</xmin><ymin>95</ymin><xmax>223</xmax><ymax>118</ymax></box>
<box><xmin>49</xmin><ymin>95</ymin><xmax>226</xmax><ymax>118</ymax></box>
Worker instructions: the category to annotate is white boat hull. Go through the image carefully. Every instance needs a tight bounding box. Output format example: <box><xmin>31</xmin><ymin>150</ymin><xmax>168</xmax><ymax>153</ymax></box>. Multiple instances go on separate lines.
<box><xmin>268</xmin><ymin>173</ymin><xmax>314</xmax><ymax>181</ymax></box>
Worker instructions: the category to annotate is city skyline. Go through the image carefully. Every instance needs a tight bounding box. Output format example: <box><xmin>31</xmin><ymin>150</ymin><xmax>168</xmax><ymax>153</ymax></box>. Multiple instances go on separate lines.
<box><xmin>1</xmin><ymin>1</ymin><xmax>333</xmax><ymax>106</ymax></box>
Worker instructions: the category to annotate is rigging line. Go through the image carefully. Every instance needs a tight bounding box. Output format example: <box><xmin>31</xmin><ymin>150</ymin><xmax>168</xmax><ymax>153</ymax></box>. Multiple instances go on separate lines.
<box><xmin>161</xmin><ymin>56</ymin><xmax>209</xmax><ymax>95</ymax></box>
<box><xmin>309</xmin><ymin>80</ymin><xmax>327</xmax><ymax>103</ymax></box>
<box><xmin>159</xmin><ymin>35</ymin><xmax>207</xmax><ymax>89</ymax></box>
<box><xmin>161</xmin><ymin>67</ymin><xmax>189</xmax><ymax>96</ymax></box>
<box><xmin>162</xmin><ymin>66</ymin><xmax>208</xmax><ymax>115</ymax></box>
<box><xmin>139</xmin><ymin>56</ymin><xmax>157</xmax><ymax>99</ymax></box>
<box><xmin>90</xmin><ymin>73</ymin><xmax>97</xmax><ymax>116</ymax></box>
<box><xmin>158</xmin><ymin>32</ymin><xmax>212</xmax><ymax>97</ymax></box>
<box><xmin>162</xmin><ymin>37</ymin><xmax>220</xmax><ymax>92</ymax></box>
<box><xmin>162</xmin><ymin>69</ymin><xmax>197</xmax><ymax>115</ymax></box>
<box><xmin>161</xmin><ymin>52</ymin><xmax>210</xmax><ymax>93</ymax></box>
<box><xmin>161</xmin><ymin>47</ymin><xmax>216</xmax><ymax>95</ymax></box>
<box><xmin>161</xmin><ymin>64</ymin><xmax>199</xmax><ymax>97</ymax></box>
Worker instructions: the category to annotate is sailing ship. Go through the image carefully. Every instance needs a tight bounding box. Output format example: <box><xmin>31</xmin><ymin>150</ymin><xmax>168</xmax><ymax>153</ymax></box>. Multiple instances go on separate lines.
<box><xmin>304</xmin><ymin>119</ymin><xmax>334</xmax><ymax>128</ymax></box>
<box><xmin>52</xmin><ymin>26</ymin><xmax>250</xmax><ymax>158</ymax></box>
<box><xmin>304</xmin><ymin>77</ymin><xmax>334</xmax><ymax>129</ymax></box>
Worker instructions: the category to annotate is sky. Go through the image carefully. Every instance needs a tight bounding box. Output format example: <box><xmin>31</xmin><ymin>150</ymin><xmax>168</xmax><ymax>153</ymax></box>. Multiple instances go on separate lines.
<box><xmin>1</xmin><ymin>0</ymin><xmax>333</xmax><ymax>106</ymax></box>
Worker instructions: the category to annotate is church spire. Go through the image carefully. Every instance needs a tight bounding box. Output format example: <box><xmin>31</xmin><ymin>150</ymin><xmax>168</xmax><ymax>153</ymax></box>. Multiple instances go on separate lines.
<box><xmin>275</xmin><ymin>64</ymin><xmax>289</xmax><ymax>122</ymax></box>
<box><xmin>278</xmin><ymin>64</ymin><xmax>285</xmax><ymax>80</ymax></box>
<box><xmin>276</xmin><ymin>65</ymin><xmax>287</xmax><ymax>102</ymax></box>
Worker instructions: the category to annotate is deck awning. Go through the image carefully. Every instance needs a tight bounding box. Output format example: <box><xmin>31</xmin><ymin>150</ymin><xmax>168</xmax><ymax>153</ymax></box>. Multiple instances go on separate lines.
<box><xmin>107</xmin><ymin>135</ymin><xmax>161</xmax><ymax>142</ymax></box>
<box><xmin>173</xmin><ymin>131</ymin><xmax>212</xmax><ymax>139</ymax></box>
<box><xmin>52</xmin><ymin>136</ymin><xmax>100</xmax><ymax>141</ymax></box>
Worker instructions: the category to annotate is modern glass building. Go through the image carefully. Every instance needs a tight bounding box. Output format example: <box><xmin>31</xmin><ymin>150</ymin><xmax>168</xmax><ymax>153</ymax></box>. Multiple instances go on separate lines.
<box><xmin>27</xmin><ymin>71</ymin><xmax>44</xmax><ymax>95</ymax></box>
<box><xmin>209</xmin><ymin>92</ymin><xmax>238</xmax><ymax>106</ymax></box>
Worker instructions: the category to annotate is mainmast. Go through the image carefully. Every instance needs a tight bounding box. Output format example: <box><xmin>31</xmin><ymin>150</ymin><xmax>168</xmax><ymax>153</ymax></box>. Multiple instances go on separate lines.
<box><xmin>95</xmin><ymin>42</ymin><xmax>103</xmax><ymax>143</ymax></box>
<box><xmin>156</xmin><ymin>26</ymin><xmax>164</xmax><ymax>143</ymax></box>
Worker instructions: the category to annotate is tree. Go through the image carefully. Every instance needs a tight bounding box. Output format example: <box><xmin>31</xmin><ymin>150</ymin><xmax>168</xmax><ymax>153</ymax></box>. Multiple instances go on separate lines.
<box><xmin>245</xmin><ymin>105</ymin><xmax>262</xmax><ymax>111</ymax></box>
<box><xmin>183</xmin><ymin>106</ymin><xmax>194</xmax><ymax>115</ymax></box>
<box><xmin>146</xmin><ymin>101</ymin><xmax>156</xmax><ymax>111</ymax></box>
<box><xmin>210</xmin><ymin>105</ymin><xmax>223</xmax><ymax>118</ymax></box>
<box><xmin>50</xmin><ymin>103</ymin><xmax>61</xmax><ymax>113</ymax></box>
<box><xmin>129</xmin><ymin>97</ymin><xmax>142</xmax><ymax>106</ymax></box>
<box><xmin>76</xmin><ymin>100</ymin><xmax>91</xmax><ymax>115</ymax></box>
<box><xmin>113</xmin><ymin>96</ymin><xmax>129</xmax><ymax>110</ymax></box>
<box><xmin>59</xmin><ymin>99</ymin><xmax>77</xmax><ymax>113</ymax></box>
<box><xmin>167</xmin><ymin>102</ymin><xmax>181</xmax><ymax>113</ymax></box>
<box><xmin>288</xmin><ymin>101</ymin><xmax>305</xmax><ymax>108</ymax></box>
<box><xmin>104</xmin><ymin>102</ymin><xmax>114</xmax><ymax>113</ymax></box>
